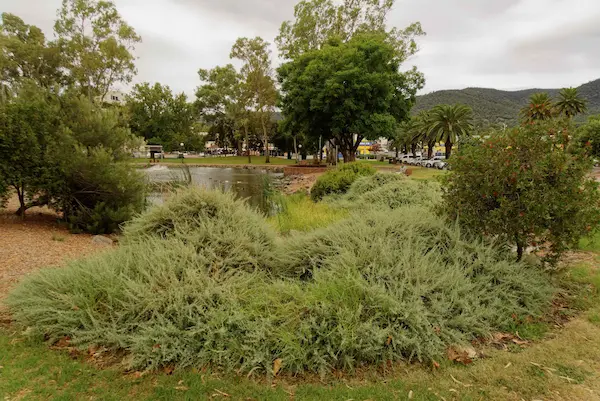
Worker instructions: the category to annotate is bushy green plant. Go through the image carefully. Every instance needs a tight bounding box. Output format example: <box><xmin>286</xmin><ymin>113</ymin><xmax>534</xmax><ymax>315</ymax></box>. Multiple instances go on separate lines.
<box><xmin>575</xmin><ymin>115</ymin><xmax>600</xmax><ymax>159</ymax></box>
<box><xmin>8</xmin><ymin>194</ymin><xmax>554</xmax><ymax>375</ymax></box>
<box><xmin>344</xmin><ymin>172</ymin><xmax>408</xmax><ymax>199</ymax></box>
<box><xmin>340</xmin><ymin>173</ymin><xmax>441</xmax><ymax>209</ymax></box>
<box><xmin>310</xmin><ymin>162</ymin><xmax>375</xmax><ymax>201</ymax></box>
<box><xmin>55</xmin><ymin>147</ymin><xmax>146</xmax><ymax>234</ymax></box>
<box><xmin>123</xmin><ymin>188</ymin><xmax>276</xmax><ymax>274</ymax></box>
<box><xmin>444</xmin><ymin>121</ymin><xmax>600</xmax><ymax>265</ymax></box>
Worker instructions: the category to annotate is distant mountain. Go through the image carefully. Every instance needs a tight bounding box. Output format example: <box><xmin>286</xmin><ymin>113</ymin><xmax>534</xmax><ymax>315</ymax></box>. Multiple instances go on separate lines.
<box><xmin>413</xmin><ymin>78</ymin><xmax>600</xmax><ymax>126</ymax></box>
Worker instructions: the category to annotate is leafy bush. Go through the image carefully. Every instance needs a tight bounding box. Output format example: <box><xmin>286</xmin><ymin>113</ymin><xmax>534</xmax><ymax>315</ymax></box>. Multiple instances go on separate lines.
<box><xmin>444</xmin><ymin>121</ymin><xmax>600</xmax><ymax>265</ymax></box>
<box><xmin>8</xmin><ymin>190</ymin><xmax>554</xmax><ymax>375</ymax></box>
<box><xmin>123</xmin><ymin>188</ymin><xmax>276</xmax><ymax>274</ymax></box>
<box><xmin>340</xmin><ymin>173</ymin><xmax>441</xmax><ymax>209</ymax></box>
<box><xmin>0</xmin><ymin>178</ymin><xmax>8</xmax><ymax>209</ymax></box>
<box><xmin>310</xmin><ymin>162</ymin><xmax>375</xmax><ymax>201</ymax></box>
<box><xmin>575</xmin><ymin>115</ymin><xmax>600</xmax><ymax>159</ymax></box>
<box><xmin>56</xmin><ymin>147</ymin><xmax>146</xmax><ymax>234</ymax></box>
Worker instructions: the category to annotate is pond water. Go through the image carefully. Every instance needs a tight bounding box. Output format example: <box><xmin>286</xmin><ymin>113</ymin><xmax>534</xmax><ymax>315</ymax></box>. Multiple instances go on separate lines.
<box><xmin>143</xmin><ymin>165</ymin><xmax>283</xmax><ymax>211</ymax></box>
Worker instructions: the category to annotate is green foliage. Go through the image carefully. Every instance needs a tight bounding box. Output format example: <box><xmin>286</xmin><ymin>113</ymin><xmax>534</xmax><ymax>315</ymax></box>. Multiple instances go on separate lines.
<box><xmin>520</xmin><ymin>93</ymin><xmax>555</xmax><ymax>123</ymax></box>
<box><xmin>276</xmin><ymin>0</ymin><xmax>424</xmax><ymax>61</ymax></box>
<box><xmin>195</xmin><ymin>64</ymin><xmax>244</xmax><ymax>150</ymax></box>
<box><xmin>310</xmin><ymin>162</ymin><xmax>376</xmax><ymax>201</ymax></box>
<box><xmin>444</xmin><ymin>120</ymin><xmax>600</xmax><ymax>265</ymax></box>
<box><xmin>230</xmin><ymin>37</ymin><xmax>277</xmax><ymax>163</ymax></box>
<box><xmin>0</xmin><ymin>13</ymin><xmax>62</xmax><ymax>91</ymax></box>
<box><xmin>8</xmin><ymin>187</ymin><xmax>554</xmax><ymax>375</ymax></box>
<box><xmin>0</xmin><ymin>177</ymin><xmax>8</xmax><ymax>208</ymax></box>
<box><xmin>340</xmin><ymin>173</ymin><xmax>441</xmax><ymax>209</ymax></box>
<box><xmin>123</xmin><ymin>188</ymin><xmax>276</xmax><ymax>273</ymax></box>
<box><xmin>54</xmin><ymin>0</ymin><xmax>141</xmax><ymax>99</ymax></box>
<box><xmin>127</xmin><ymin>82</ymin><xmax>197</xmax><ymax>152</ymax></box>
<box><xmin>555</xmin><ymin>87</ymin><xmax>587</xmax><ymax>119</ymax></box>
<box><xmin>279</xmin><ymin>32</ymin><xmax>422</xmax><ymax>162</ymax></box>
<box><xmin>62</xmin><ymin>94</ymin><xmax>138</xmax><ymax>157</ymax></box>
<box><xmin>0</xmin><ymin>83</ymin><xmax>65</xmax><ymax>215</ymax></box>
<box><xmin>57</xmin><ymin>147</ymin><xmax>145</xmax><ymax>234</ymax></box>
<box><xmin>575</xmin><ymin>115</ymin><xmax>600</xmax><ymax>159</ymax></box>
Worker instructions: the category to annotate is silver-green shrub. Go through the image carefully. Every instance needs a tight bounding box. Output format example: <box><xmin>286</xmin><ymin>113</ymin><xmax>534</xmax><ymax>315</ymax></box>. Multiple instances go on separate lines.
<box><xmin>7</xmin><ymin>188</ymin><xmax>554</xmax><ymax>376</ymax></box>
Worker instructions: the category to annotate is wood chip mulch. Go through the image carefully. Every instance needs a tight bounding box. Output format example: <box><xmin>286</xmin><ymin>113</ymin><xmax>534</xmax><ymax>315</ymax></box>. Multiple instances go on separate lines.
<box><xmin>0</xmin><ymin>197</ymin><xmax>105</xmax><ymax>310</ymax></box>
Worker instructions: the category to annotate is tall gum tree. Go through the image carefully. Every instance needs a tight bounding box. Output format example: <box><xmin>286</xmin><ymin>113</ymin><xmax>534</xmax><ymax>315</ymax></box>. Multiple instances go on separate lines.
<box><xmin>230</xmin><ymin>37</ymin><xmax>277</xmax><ymax>163</ymax></box>
<box><xmin>54</xmin><ymin>0</ymin><xmax>141</xmax><ymax>101</ymax></box>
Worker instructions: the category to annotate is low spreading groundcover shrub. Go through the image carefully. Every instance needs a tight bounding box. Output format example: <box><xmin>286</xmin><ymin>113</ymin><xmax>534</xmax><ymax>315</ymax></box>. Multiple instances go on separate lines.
<box><xmin>8</xmin><ymin>179</ymin><xmax>555</xmax><ymax>376</ymax></box>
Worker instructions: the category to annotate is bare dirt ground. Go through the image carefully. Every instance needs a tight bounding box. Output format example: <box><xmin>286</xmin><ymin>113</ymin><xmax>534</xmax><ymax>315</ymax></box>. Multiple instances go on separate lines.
<box><xmin>0</xmin><ymin>197</ymin><xmax>102</xmax><ymax>307</ymax></box>
<box><xmin>280</xmin><ymin>173</ymin><xmax>322</xmax><ymax>194</ymax></box>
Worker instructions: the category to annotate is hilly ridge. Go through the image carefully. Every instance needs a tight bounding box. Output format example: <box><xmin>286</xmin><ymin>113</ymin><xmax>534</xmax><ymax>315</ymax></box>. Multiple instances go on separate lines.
<box><xmin>414</xmin><ymin>78</ymin><xmax>600</xmax><ymax>126</ymax></box>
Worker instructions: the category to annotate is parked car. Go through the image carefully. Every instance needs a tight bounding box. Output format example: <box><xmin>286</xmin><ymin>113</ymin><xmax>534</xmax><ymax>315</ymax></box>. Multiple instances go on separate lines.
<box><xmin>435</xmin><ymin>160</ymin><xmax>449</xmax><ymax>170</ymax></box>
<box><xmin>410</xmin><ymin>157</ymin><xmax>425</xmax><ymax>166</ymax></box>
<box><xmin>400</xmin><ymin>155</ymin><xmax>413</xmax><ymax>164</ymax></box>
<box><xmin>424</xmin><ymin>156</ymin><xmax>446</xmax><ymax>168</ymax></box>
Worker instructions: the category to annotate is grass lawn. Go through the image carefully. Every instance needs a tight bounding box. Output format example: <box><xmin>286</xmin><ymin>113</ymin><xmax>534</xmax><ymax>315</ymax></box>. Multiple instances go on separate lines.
<box><xmin>2</xmin><ymin>261</ymin><xmax>600</xmax><ymax>400</ymax></box>
<box><xmin>130</xmin><ymin>156</ymin><xmax>297</xmax><ymax>166</ymax></box>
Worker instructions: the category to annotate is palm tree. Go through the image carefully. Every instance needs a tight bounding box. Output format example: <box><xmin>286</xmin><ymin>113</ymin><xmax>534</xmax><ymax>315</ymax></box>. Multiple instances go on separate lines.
<box><xmin>555</xmin><ymin>87</ymin><xmax>587</xmax><ymax>119</ymax></box>
<box><xmin>520</xmin><ymin>93</ymin><xmax>554</xmax><ymax>123</ymax></box>
<box><xmin>425</xmin><ymin>104</ymin><xmax>474</xmax><ymax>159</ymax></box>
<box><xmin>393</xmin><ymin>118</ymin><xmax>420</xmax><ymax>156</ymax></box>
<box><xmin>414</xmin><ymin>111</ymin><xmax>439</xmax><ymax>159</ymax></box>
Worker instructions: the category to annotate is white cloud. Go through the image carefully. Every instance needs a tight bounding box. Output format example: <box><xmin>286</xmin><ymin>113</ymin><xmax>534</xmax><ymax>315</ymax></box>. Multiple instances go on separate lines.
<box><xmin>1</xmin><ymin>0</ymin><xmax>599</xmax><ymax>96</ymax></box>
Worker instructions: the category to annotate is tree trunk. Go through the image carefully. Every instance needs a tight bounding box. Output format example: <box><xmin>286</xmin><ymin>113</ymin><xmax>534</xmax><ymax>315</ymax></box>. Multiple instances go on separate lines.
<box><xmin>342</xmin><ymin>149</ymin><xmax>356</xmax><ymax>163</ymax></box>
<box><xmin>445</xmin><ymin>139</ymin><xmax>453</xmax><ymax>160</ymax></box>
<box><xmin>245</xmin><ymin>124</ymin><xmax>251</xmax><ymax>164</ymax></box>
<box><xmin>515</xmin><ymin>234</ymin><xmax>525</xmax><ymax>262</ymax></box>
<box><xmin>395</xmin><ymin>146</ymin><xmax>399</xmax><ymax>158</ymax></box>
<box><xmin>15</xmin><ymin>187</ymin><xmax>26</xmax><ymax>217</ymax></box>
<box><xmin>293</xmin><ymin>135</ymin><xmax>298</xmax><ymax>163</ymax></box>
<box><xmin>326</xmin><ymin>139</ymin><xmax>336</xmax><ymax>165</ymax></box>
<box><xmin>411</xmin><ymin>143</ymin><xmax>417</xmax><ymax>157</ymax></box>
<box><xmin>427</xmin><ymin>140</ymin><xmax>435</xmax><ymax>159</ymax></box>
<box><xmin>261</xmin><ymin>116</ymin><xmax>270</xmax><ymax>164</ymax></box>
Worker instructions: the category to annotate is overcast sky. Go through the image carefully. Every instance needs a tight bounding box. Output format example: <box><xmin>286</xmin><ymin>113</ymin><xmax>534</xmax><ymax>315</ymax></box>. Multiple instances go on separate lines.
<box><xmin>2</xmin><ymin>0</ymin><xmax>599</xmax><ymax>97</ymax></box>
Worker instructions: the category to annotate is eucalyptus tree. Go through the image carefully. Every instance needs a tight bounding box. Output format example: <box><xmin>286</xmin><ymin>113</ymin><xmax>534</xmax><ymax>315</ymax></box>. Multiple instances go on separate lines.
<box><xmin>54</xmin><ymin>0</ymin><xmax>141</xmax><ymax>101</ymax></box>
<box><xmin>231</xmin><ymin>37</ymin><xmax>277</xmax><ymax>163</ymax></box>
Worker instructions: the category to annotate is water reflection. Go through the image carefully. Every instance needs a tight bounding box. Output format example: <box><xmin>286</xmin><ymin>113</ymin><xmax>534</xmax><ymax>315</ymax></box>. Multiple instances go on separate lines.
<box><xmin>144</xmin><ymin>166</ymin><xmax>282</xmax><ymax>212</ymax></box>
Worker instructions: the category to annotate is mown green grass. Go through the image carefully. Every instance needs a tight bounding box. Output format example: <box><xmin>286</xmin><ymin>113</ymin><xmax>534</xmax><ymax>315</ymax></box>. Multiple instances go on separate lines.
<box><xmin>130</xmin><ymin>156</ymin><xmax>297</xmax><ymax>165</ymax></box>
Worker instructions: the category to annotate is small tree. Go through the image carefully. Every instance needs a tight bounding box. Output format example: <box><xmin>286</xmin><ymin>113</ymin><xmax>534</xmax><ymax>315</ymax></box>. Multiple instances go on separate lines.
<box><xmin>127</xmin><ymin>82</ymin><xmax>195</xmax><ymax>152</ymax></box>
<box><xmin>0</xmin><ymin>84</ymin><xmax>64</xmax><ymax>215</ymax></box>
<box><xmin>444</xmin><ymin>121</ymin><xmax>600</xmax><ymax>265</ymax></box>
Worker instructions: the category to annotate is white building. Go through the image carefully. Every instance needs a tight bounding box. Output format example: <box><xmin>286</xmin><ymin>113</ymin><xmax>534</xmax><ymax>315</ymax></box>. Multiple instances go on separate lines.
<box><xmin>98</xmin><ymin>90</ymin><xmax>126</xmax><ymax>105</ymax></box>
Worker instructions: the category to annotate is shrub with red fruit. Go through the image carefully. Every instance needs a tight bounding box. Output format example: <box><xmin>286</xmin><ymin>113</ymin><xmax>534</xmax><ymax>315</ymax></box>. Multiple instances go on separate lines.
<box><xmin>443</xmin><ymin>120</ymin><xmax>600</xmax><ymax>266</ymax></box>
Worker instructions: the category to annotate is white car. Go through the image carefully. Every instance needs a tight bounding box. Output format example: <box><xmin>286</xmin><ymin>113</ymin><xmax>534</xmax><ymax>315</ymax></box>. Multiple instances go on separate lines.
<box><xmin>409</xmin><ymin>157</ymin><xmax>425</xmax><ymax>166</ymax></box>
<box><xmin>424</xmin><ymin>156</ymin><xmax>446</xmax><ymax>168</ymax></box>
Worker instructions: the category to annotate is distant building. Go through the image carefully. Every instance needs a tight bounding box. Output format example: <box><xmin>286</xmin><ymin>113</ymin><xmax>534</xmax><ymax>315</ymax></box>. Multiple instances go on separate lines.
<box><xmin>98</xmin><ymin>90</ymin><xmax>126</xmax><ymax>105</ymax></box>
